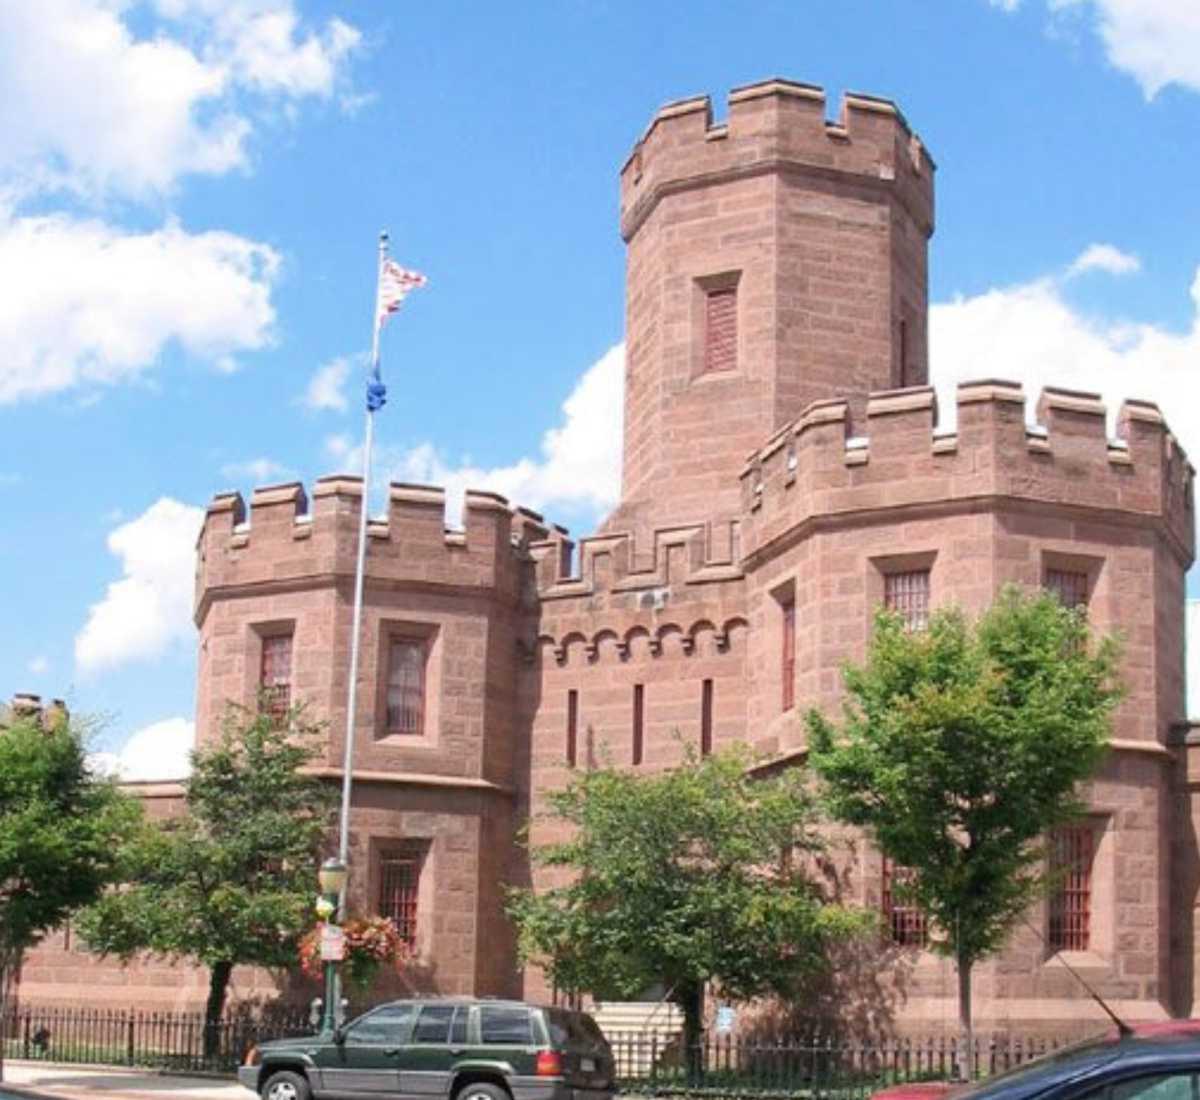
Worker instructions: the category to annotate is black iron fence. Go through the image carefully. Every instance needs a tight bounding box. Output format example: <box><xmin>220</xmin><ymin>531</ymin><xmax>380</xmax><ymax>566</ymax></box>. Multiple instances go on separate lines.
<box><xmin>1</xmin><ymin>1003</ymin><xmax>314</xmax><ymax>1073</ymax></box>
<box><xmin>604</xmin><ymin>1029</ymin><xmax>1083</xmax><ymax>1098</ymax></box>
<box><xmin>1</xmin><ymin>1004</ymin><xmax>1092</xmax><ymax>1095</ymax></box>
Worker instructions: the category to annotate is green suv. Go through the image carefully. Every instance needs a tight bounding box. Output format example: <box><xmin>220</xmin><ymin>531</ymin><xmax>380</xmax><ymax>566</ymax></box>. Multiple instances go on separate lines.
<box><xmin>238</xmin><ymin>999</ymin><xmax>616</xmax><ymax>1100</ymax></box>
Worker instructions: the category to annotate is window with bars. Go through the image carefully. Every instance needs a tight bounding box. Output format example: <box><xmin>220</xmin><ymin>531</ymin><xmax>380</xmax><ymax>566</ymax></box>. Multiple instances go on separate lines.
<box><xmin>1049</xmin><ymin>824</ymin><xmax>1093</xmax><ymax>952</ymax></box>
<box><xmin>632</xmin><ymin>684</ymin><xmax>644</xmax><ymax>766</ymax></box>
<box><xmin>379</xmin><ymin>854</ymin><xmax>419</xmax><ymax>944</ymax></box>
<box><xmin>1046</xmin><ymin>569</ymin><xmax>1089</xmax><ymax>611</ymax></box>
<box><xmin>566</xmin><ymin>690</ymin><xmax>578</xmax><ymax>768</ymax></box>
<box><xmin>704</xmin><ymin>287</ymin><xmax>737</xmax><ymax>373</ymax></box>
<box><xmin>260</xmin><ymin>634</ymin><xmax>292</xmax><ymax>724</ymax></box>
<box><xmin>700</xmin><ymin>679</ymin><xmax>713</xmax><ymax>757</ymax></box>
<box><xmin>885</xmin><ymin>570</ymin><xmax>931</xmax><ymax>631</ymax></box>
<box><xmin>781</xmin><ymin>599</ymin><xmax>796</xmax><ymax>712</ymax></box>
<box><xmin>386</xmin><ymin>638</ymin><xmax>426</xmax><ymax>735</ymax></box>
<box><xmin>881</xmin><ymin>858</ymin><xmax>928</xmax><ymax>948</ymax></box>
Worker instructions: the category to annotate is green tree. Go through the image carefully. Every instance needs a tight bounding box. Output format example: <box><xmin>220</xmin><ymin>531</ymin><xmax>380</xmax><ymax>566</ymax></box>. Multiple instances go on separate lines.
<box><xmin>508</xmin><ymin>746</ymin><xmax>865</xmax><ymax>1050</ymax></box>
<box><xmin>0</xmin><ymin>711</ymin><xmax>139</xmax><ymax>1078</ymax></box>
<box><xmin>807</xmin><ymin>586</ymin><xmax>1122</xmax><ymax>1044</ymax></box>
<box><xmin>77</xmin><ymin>706</ymin><xmax>336</xmax><ymax>1052</ymax></box>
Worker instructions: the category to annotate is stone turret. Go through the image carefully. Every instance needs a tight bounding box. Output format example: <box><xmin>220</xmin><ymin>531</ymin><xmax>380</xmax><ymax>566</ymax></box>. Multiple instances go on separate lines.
<box><xmin>614</xmin><ymin>79</ymin><xmax>935</xmax><ymax>533</ymax></box>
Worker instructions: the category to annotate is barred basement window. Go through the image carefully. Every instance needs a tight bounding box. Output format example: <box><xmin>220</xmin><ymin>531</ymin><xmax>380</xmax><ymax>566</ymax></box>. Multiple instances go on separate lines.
<box><xmin>704</xmin><ymin>287</ymin><xmax>737</xmax><ymax>373</ymax></box>
<box><xmin>379</xmin><ymin>855</ymin><xmax>419</xmax><ymax>944</ymax></box>
<box><xmin>881</xmin><ymin>858</ymin><xmax>927</xmax><ymax>948</ymax></box>
<box><xmin>632</xmin><ymin>684</ymin><xmax>644</xmax><ymax>766</ymax></box>
<box><xmin>260</xmin><ymin>634</ymin><xmax>292</xmax><ymax>724</ymax></box>
<box><xmin>885</xmin><ymin>570</ymin><xmax>930</xmax><ymax>631</ymax></box>
<box><xmin>700</xmin><ymin>679</ymin><xmax>713</xmax><ymax>757</ymax></box>
<box><xmin>781</xmin><ymin>599</ymin><xmax>796</xmax><ymax>712</ymax></box>
<box><xmin>1049</xmin><ymin>825</ymin><xmax>1093</xmax><ymax>952</ymax></box>
<box><xmin>1046</xmin><ymin>569</ymin><xmax>1089</xmax><ymax>611</ymax></box>
<box><xmin>566</xmin><ymin>690</ymin><xmax>578</xmax><ymax>768</ymax></box>
<box><xmin>386</xmin><ymin>638</ymin><xmax>426</xmax><ymax>735</ymax></box>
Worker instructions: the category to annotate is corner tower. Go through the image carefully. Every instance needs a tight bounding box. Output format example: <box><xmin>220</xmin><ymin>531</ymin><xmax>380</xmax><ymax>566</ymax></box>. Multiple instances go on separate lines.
<box><xmin>616</xmin><ymin>79</ymin><xmax>935</xmax><ymax>529</ymax></box>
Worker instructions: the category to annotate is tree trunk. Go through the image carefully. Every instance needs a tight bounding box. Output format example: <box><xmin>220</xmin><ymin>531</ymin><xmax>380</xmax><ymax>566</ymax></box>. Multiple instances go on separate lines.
<box><xmin>203</xmin><ymin>960</ymin><xmax>234</xmax><ymax>1059</ymax></box>
<box><xmin>677</xmin><ymin>981</ymin><xmax>704</xmax><ymax>1084</ymax></box>
<box><xmin>957</xmin><ymin>950</ymin><xmax>973</xmax><ymax>1082</ymax></box>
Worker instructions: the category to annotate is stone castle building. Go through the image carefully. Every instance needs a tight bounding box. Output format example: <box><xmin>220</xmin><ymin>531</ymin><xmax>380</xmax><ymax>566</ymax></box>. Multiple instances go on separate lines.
<box><xmin>17</xmin><ymin>79</ymin><xmax>1200</xmax><ymax>1033</ymax></box>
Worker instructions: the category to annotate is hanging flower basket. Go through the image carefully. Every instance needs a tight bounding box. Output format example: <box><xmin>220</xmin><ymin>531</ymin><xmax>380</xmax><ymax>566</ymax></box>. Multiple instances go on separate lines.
<box><xmin>299</xmin><ymin>915</ymin><xmax>410</xmax><ymax>993</ymax></box>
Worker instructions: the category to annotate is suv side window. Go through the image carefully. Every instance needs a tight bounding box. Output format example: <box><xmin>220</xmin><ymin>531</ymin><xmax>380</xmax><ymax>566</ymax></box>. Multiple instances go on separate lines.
<box><xmin>480</xmin><ymin>1006</ymin><xmax>533</xmax><ymax>1045</ymax></box>
<box><xmin>412</xmin><ymin>1004</ymin><xmax>458</xmax><ymax>1044</ymax></box>
<box><xmin>344</xmin><ymin>1003</ymin><xmax>416</xmax><ymax>1045</ymax></box>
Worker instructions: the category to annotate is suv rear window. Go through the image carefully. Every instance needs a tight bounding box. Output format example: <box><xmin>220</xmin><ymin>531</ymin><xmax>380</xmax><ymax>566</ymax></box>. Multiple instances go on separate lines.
<box><xmin>480</xmin><ymin>1006</ymin><xmax>533</xmax><ymax>1045</ymax></box>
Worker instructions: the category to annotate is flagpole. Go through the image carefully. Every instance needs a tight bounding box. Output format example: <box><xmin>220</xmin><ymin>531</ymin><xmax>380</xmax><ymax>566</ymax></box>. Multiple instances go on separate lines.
<box><xmin>337</xmin><ymin>230</ymin><xmax>389</xmax><ymax>875</ymax></box>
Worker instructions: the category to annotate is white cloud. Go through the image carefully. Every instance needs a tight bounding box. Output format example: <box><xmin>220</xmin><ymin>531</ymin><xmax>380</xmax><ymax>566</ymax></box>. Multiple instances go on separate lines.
<box><xmin>75</xmin><ymin>498</ymin><xmax>204</xmax><ymax>673</ymax></box>
<box><xmin>367</xmin><ymin>344</ymin><xmax>624</xmax><ymax>523</ymax></box>
<box><xmin>220</xmin><ymin>457</ymin><xmax>293</xmax><ymax>483</ymax></box>
<box><xmin>91</xmin><ymin>716</ymin><xmax>194</xmax><ymax>781</ymax></box>
<box><xmin>324</xmin><ymin>433</ymin><xmax>354</xmax><ymax>461</ymax></box>
<box><xmin>303</xmin><ymin>356</ymin><xmax>353</xmax><ymax>412</ymax></box>
<box><xmin>1065</xmin><ymin>243</ymin><xmax>1141</xmax><ymax>278</ymax></box>
<box><xmin>929</xmin><ymin>259</ymin><xmax>1200</xmax><ymax>462</ymax></box>
<box><xmin>989</xmin><ymin>0</ymin><xmax>1022</xmax><ymax>11</ymax></box>
<box><xmin>0</xmin><ymin>214</ymin><xmax>278</xmax><ymax>404</ymax></box>
<box><xmin>0</xmin><ymin>0</ymin><xmax>361</xmax><ymax>203</ymax></box>
<box><xmin>1045</xmin><ymin>1</ymin><xmax>1200</xmax><ymax>98</ymax></box>
<box><xmin>27</xmin><ymin>655</ymin><xmax>48</xmax><ymax>676</ymax></box>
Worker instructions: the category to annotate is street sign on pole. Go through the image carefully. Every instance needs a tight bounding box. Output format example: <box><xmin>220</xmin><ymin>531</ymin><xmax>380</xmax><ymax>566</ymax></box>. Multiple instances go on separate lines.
<box><xmin>321</xmin><ymin>925</ymin><xmax>346</xmax><ymax>962</ymax></box>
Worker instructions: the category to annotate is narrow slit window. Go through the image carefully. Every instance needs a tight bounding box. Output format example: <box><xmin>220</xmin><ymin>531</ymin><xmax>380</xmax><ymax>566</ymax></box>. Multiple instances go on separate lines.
<box><xmin>1049</xmin><ymin>825</ymin><xmax>1093</xmax><ymax>952</ymax></box>
<box><xmin>704</xmin><ymin>287</ymin><xmax>737</xmax><ymax>373</ymax></box>
<box><xmin>387</xmin><ymin>638</ymin><xmax>426</xmax><ymax>735</ymax></box>
<box><xmin>899</xmin><ymin>319</ymin><xmax>910</xmax><ymax>387</ymax></box>
<box><xmin>632</xmin><ymin>684</ymin><xmax>644</xmax><ymax>766</ymax></box>
<box><xmin>700</xmin><ymin>679</ymin><xmax>713</xmax><ymax>757</ymax></box>
<box><xmin>260</xmin><ymin>634</ymin><xmax>292</xmax><ymax>725</ymax></box>
<box><xmin>885</xmin><ymin>570</ymin><xmax>930</xmax><ymax>632</ymax></box>
<box><xmin>566</xmin><ymin>690</ymin><xmax>578</xmax><ymax>768</ymax></box>
<box><xmin>781</xmin><ymin>599</ymin><xmax>796</xmax><ymax>712</ymax></box>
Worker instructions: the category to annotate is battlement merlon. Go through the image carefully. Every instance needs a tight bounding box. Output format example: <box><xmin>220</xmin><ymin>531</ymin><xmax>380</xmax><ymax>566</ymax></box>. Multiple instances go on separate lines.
<box><xmin>620</xmin><ymin>79</ymin><xmax>936</xmax><ymax>244</ymax></box>
<box><xmin>738</xmin><ymin>381</ymin><xmax>1196</xmax><ymax>567</ymax></box>
<box><xmin>194</xmin><ymin>476</ymin><xmax>557</xmax><ymax>623</ymax></box>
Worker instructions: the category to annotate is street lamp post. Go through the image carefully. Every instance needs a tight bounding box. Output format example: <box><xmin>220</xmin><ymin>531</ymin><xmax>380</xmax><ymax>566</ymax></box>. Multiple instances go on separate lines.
<box><xmin>317</xmin><ymin>857</ymin><xmax>348</xmax><ymax>1034</ymax></box>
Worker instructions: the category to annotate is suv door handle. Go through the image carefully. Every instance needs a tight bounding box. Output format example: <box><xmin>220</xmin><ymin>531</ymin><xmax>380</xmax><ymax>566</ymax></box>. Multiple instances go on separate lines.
<box><xmin>449</xmin><ymin>1048</ymin><xmax>465</xmax><ymax>1055</ymax></box>
<box><xmin>384</xmin><ymin>1048</ymin><xmax>401</xmax><ymax>1056</ymax></box>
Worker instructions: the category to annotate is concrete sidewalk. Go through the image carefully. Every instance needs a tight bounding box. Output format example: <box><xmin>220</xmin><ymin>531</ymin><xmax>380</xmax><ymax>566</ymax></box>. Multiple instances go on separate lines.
<box><xmin>1</xmin><ymin>1061</ymin><xmax>246</xmax><ymax>1100</ymax></box>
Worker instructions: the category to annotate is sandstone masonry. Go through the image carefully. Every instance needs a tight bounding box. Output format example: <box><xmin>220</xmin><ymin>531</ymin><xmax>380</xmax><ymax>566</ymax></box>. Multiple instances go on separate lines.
<box><xmin>18</xmin><ymin>79</ymin><xmax>1199</xmax><ymax>1034</ymax></box>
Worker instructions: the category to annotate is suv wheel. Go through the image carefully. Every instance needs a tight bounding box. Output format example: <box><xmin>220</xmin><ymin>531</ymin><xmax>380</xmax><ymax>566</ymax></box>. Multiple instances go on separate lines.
<box><xmin>456</xmin><ymin>1083</ymin><xmax>510</xmax><ymax>1100</ymax></box>
<box><xmin>261</xmin><ymin>1070</ymin><xmax>311</xmax><ymax>1100</ymax></box>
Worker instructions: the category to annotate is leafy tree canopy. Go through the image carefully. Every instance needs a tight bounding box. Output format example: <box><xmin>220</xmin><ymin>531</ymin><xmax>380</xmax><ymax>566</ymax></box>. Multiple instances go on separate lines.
<box><xmin>508</xmin><ymin>745</ymin><xmax>865</xmax><ymax>1043</ymax></box>
<box><xmin>77</xmin><ymin>706</ymin><xmax>337</xmax><ymax>1038</ymax></box>
<box><xmin>0</xmin><ymin>713</ymin><xmax>139</xmax><ymax>978</ymax></box>
<box><xmin>807</xmin><ymin>586</ymin><xmax>1122</xmax><ymax>1030</ymax></box>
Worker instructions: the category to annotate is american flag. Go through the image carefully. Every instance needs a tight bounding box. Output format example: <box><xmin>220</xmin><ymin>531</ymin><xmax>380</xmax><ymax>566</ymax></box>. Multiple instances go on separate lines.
<box><xmin>377</xmin><ymin>259</ymin><xmax>427</xmax><ymax>326</ymax></box>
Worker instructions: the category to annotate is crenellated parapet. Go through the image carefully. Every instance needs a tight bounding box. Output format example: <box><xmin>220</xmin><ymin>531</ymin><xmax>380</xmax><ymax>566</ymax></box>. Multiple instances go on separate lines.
<box><xmin>739</xmin><ymin>381</ymin><xmax>1196</xmax><ymax>565</ymax></box>
<box><xmin>194</xmin><ymin>476</ymin><xmax>555</xmax><ymax>621</ymax></box>
<box><xmin>529</xmin><ymin>518</ymin><xmax>743</xmax><ymax>601</ymax></box>
<box><xmin>620</xmin><ymin>78</ymin><xmax>935</xmax><ymax>243</ymax></box>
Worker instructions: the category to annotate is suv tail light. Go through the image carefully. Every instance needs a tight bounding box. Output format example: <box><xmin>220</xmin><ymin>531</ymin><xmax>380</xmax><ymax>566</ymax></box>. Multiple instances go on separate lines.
<box><xmin>536</xmin><ymin>1051</ymin><xmax>562</xmax><ymax>1077</ymax></box>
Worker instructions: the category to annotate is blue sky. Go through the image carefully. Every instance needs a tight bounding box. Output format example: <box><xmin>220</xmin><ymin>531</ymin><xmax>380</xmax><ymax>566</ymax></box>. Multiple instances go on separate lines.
<box><xmin>2</xmin><ymin>0</ymin><xmax>1199</xmax><ymax>776</ymax></box>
